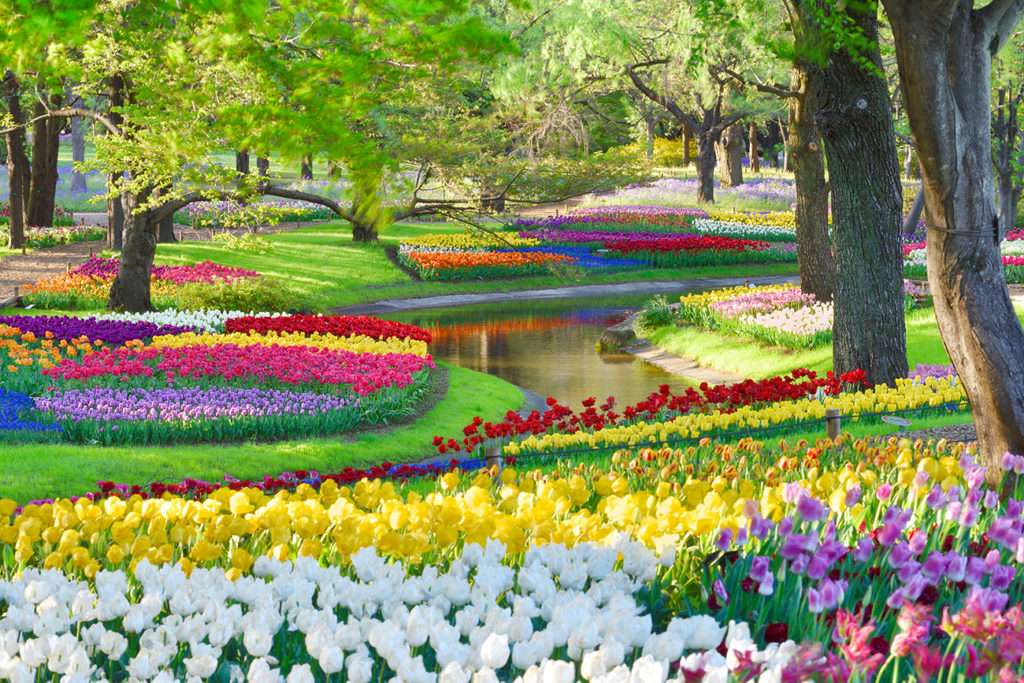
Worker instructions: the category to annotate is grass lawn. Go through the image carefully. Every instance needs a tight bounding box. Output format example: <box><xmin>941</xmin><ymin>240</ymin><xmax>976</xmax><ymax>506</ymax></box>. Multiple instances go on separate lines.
<box><xmin>647</xmin><ymin>304</ymin><xmax>1024</xmax><ymax>379</ymax></box>
<box><xmin>148</xmin><ymin>221</ymin><xmax>799</xmax><ymax>310</ymax></box>
<box><xmin>0</xmin><ymin>362</ymin><xmax>524</xmax><ymax>503</ymax></box>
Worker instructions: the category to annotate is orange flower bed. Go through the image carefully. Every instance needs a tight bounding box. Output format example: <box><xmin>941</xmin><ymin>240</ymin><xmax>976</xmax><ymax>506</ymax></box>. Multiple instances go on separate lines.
<box><xmin>406</xmin><ymin>250</ymin><xmax>576</xmax><ymax>270</ymax></box>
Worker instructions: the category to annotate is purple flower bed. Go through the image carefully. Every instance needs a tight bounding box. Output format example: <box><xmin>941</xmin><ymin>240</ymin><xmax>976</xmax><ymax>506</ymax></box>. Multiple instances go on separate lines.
<box><xmin>0</xmin><ymin>314</ymin><xmax>193</xmax><ymax>345</ymax></box>
<box><xmin>909</xmin><ymin>363</ymin><xmax>958</xmax><ymax>381</ymax></box>
<box><xmin>517</xmin><ymin>228</ymin><xmax>700</xmax><ymax>243</ymax></box>
<box><xmin>34</xmin><ymin>386</ymin><xmax>363</xmax><ymax>444</ymax></box>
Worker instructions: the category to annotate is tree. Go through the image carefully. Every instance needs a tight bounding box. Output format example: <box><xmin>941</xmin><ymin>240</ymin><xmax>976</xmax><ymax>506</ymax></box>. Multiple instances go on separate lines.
<box><xmin>808</xmin><ymin>0</ymin><xmax>906</xmax><ymax>384</ymax></box>
<box><xmin>881</xmin><ymin>0</ymin><xmax>1024</xmax><ymax>484</ymax></box>
<box><xmin>993</xmin><ymin>33</ymin><xmax>1024</xmax><ymax>234</ymax></box>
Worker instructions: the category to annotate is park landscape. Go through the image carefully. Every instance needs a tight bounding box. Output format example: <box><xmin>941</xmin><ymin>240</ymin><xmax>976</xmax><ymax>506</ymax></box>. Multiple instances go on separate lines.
<box><xmin>1</xmin><ymin>0</ymin><xmax>1024</xmax><ymax>681</ymax></box>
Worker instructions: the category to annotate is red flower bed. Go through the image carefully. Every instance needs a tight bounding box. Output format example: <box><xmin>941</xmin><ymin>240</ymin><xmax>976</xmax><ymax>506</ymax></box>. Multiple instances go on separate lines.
<box><xmin>435</xmin><ymin>368</ymin><xmax>869</xmax><ymax>454</ymax></box>
<box><xmin>603</xmin><ymin>234</ymin><xmax>769</xmax><ymax>254</ymax></box>
<box><xmin>225</xmin><ymin>314</ymin><xmax>431</xmax><ymax>343</ymax></box>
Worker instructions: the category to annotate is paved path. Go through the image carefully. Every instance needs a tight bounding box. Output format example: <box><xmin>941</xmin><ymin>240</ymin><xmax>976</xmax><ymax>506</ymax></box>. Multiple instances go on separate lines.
<box><xmin>626</xmin><ymin>341</ymin><xmax>744</xmax><ymax>385</ymax></box>
<box><xmin>332</xmin><ymin>274</ymin><xmax>799</xmax><ymax>315</ymax></box>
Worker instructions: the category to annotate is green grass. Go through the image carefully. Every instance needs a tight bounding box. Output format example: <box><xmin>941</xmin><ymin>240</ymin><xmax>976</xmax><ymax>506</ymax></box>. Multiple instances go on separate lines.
<box><xmin>148</xmin><ymin>221</ymin><xmax>798</xmax><ymax>311</ymax></box>
<box><xmin>0</xmin><ymin>363</ymin><xmax>524</xmax><ymax>502</ymax></box>
<box><xmin>647</xmin><ymin>304</ymin><xmax>1024</xmax><ymax>380</ymax></box>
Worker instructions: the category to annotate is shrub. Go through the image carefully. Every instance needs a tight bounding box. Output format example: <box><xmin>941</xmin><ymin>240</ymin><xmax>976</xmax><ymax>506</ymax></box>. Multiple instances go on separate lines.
<box><xmin>633</xmin><ymin>294</ymin><xmax>676</xmax><ymax>337</ymax></box>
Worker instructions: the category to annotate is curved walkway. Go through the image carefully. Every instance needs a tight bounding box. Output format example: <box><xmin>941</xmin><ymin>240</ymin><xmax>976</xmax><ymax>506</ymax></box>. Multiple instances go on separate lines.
<box><xmin>331</xmin><ymin>274</ymin><xmax>799</xmax><ymax>315</ymax></box>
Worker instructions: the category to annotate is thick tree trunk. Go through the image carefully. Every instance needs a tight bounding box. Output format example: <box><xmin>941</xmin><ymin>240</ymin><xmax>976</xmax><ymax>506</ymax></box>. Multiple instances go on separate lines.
<box><xmin>351</xmin><ymin>220</ymin><xmax>378</xmax><ymax>242</ymax></box>
<box><xmin>681</xmin><ymin>127</ymin><xmax>692</xmax><ymax>167</ymax></box>
<box><xmin>764</xmin><ymin>120</ymin><xmax>782</xmax><ymax>167</ymax></box>
<box><xmin>812</xmin><ymin>2</ymin><xmax>906</xmax><ymax>386</ymax></box>
<box><xmin>327</xmin><ymin>161</ymin><xmax>342</xmax><ymax>180</ymax></box>
<box><xmin>257</xmin><ymin>157</ymin><xmax>269</xmax><ymax>177</ymax></box>
<box><xmin>108</xmin><ymin>192</ymin><xmax>158</xmax><ymax>312</ymax></box>
<box><xmin>70</xmin><ymin>114</ymin><xmax>88</xmax><ymax>192</ymax></box>
<box><xmin>884</xmin><ymin>0</ymin><xmax>1024</xmax><ymax>485</ymax></box>
<box><xmin>695</xmin><ymin>133</ymin><xmax>716</xmax><ymax>203</ymax></box>
<box><xmin>2</xmin><ymin>71</ymin><xmax>28</xmax><ymax>250</ymax></box>
<box><xmin>27</xmin><ymin>92</ymin><xmax>63</xmax><ymax>227</ymax></box>
<box><xmin>154</xmin><ymin>186</ymin><xmax>176</xmax><ymax>243</ymax></box>
<box><xmin>779</xmin><ymin>123</ymin><xmax>792</xmax><ymax>171</ymax></box>
<box><xmin>903</xmin><ymin>187</ymin><xmax>925</xmax><ymax>234</ymax></box>
<box><xmin>300</xmin><ymin>155</ymin><xmax>313</xmax><ymax>180</ymax></box>
<box><xmin>748</xmin><ymin>121</ymin><xmax>760</xmax><ymax>173</ymax></box>
<box><xmin>236</xmin><ymin>150</ymin><xmax>250</xmax><ymax>176</ymax></box>
<box><xmin>716</xmin><ymin>123</ymin><xmax>744</xmax><ymax>187</ymax></box>
<box><xmin>789</xmin><ymin>64</ymin><xmax>834</xmax><ymax>301</ymax></box>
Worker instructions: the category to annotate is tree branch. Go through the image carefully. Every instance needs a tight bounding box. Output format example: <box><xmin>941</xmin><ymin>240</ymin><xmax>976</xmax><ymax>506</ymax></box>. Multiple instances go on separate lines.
<box><xmin>716</xmin><ymin>65</ymin><xmax>800</xmax><ymax>99</ymax></box>
<box><xmin>0</xmin><ymin>107</ymin><xmax>121</xmax><ymax>136</ymax></box>
<box><xmin>624</xmin><ymin>65</ymin><xmax>700</xmax><ymax>131</ymax></box>
<box><xmin>976</xmin><ymin>0</ymin><xmax>1024</xmax><ymax>52</ymax></box>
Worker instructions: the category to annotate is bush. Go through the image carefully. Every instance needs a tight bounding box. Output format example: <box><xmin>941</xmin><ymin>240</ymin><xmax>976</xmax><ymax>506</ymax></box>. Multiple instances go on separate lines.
<box><xmin>633</xmin><ymin>295</ymin><xmax>676</xmax><ymax>337</ymax></box>
<box><xmin>163</xmin><ymin>277</ymin><xmax>314</xmax><ymax>312</ymax></box>
<box><xmin>614</xmin><ymin>137</ymin><xmax>696</xmax><ymax>167</ymax></box>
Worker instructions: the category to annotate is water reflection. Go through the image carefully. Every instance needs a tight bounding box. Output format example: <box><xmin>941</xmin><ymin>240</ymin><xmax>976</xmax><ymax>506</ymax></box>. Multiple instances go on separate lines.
<box><xmin>391</xmin><ymin>296</ymin><xmax>699</xmax><ymax>409</ymax></box>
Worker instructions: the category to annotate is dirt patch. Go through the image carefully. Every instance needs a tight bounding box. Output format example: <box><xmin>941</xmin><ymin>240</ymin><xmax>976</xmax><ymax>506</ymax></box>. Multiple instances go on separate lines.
<box><xmin>384</xmin><ymin>245</ymin><xmax>420</xmax><ymax>281</ymax></box>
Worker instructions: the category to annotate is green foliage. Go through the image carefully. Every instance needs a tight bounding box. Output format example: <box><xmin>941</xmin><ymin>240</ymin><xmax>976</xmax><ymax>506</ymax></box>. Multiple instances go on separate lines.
<box><xmin>613</xmin><ymin>138</ymin><xmax>695</xmax><ymax>167</ymax></box>
<box><xmin>164</xmin><ymin>277</ymin><xmax>314</xmax><ymax>313</ymax></box>
<box><xmin>633</xmin><ymin>295</ymin><xmax>676</xmax><ymax>337</ymax></box>
<box><xmin>208</xmin><ymin>232</ymin><xmax>275</xmax><ymax>254</ymax></box>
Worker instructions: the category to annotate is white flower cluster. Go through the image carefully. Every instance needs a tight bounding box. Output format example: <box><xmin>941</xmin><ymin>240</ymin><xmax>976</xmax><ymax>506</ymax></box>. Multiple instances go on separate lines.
<box><xmin>0</xmin><ymin>540</ymin><xmax>800</xmax><ymax>683</ymax></box>
<box><xmin>690</xmin><ymin>219</ymin><xmax>795</xmax><ymax>241</ymax></box>
<box><xmin>397</xmin><ymin>244</ymin><xmax>476</xmax><ymax>257</ymax></box>
<box><xmin>1002</xmin><ymin>239</ymin><xmax>1024</xmax><ymax>256</ymax></box>
<box><xmin>92</xmin><ymin>309</ymin><xmax>280</xmax><ymax>333</ymax></box>
<box><xmin>904</xmin><ymin>248</ymin><xmax>927</xmax><ymax>268</ymax></box>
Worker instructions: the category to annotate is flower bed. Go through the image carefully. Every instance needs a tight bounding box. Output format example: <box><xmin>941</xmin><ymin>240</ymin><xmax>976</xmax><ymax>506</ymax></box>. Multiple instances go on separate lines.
<box><xmin>0</xmin><ymin>224</ymin><xmax>105</xmax><ymax>249</ymax></box>
<box><xmin>0</xmin><ymin>313</ymin><xmax>433</xmax><ymax>445</ymax></box>
<box><xmin>3</xmin><ymin>427</ymin><xmax>1023</xmax><ymax>679</ymax></box>
<box><xmin>0</xmin><ymin>201</ymin><xmax>75</xmax><ymax>227</ymax></box>
<box><xmin>172</xmin><ymin>199</ymin><xmax>336</xmax><ymax>227</ymax></box>
<box><xmin>21</xmin><ymin>256</ymin><xmax>304</xmax><ymax>311</ymax></box>
<box><xmin>399</xmin><ymin>250</ymin><xmax>579</xmax><ymax>281</ymax></box>
<box><xmin>677</xmin><ymin>284</ymin><xmax>833</xmax><ymax>349</ymax></box>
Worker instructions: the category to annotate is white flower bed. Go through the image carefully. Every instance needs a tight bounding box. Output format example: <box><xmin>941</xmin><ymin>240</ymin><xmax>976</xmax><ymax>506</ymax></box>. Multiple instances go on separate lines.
<box><xmin>91</xmin><ymin>310</ymin><xmax>280</xmax><ymax>333</ymax></box>
<box><xmin>690</xmin><ymin>219</ymin><xmax>795</xmax><ymax>242</ymax></box>
<box><xmin>0</xmin><ymin>540</ymin><xmax>801</xmax><ymax>682</ymax></box>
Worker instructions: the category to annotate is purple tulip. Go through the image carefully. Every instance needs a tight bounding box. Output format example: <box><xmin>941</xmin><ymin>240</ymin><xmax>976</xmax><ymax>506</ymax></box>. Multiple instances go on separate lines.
<box><xmin>924</xmin><ymin>484</ymin><xmax>946</xmax><ymax>510</ymax></box>
<box><xmin>990</xmin><ymin>564</ymin><xmax>1014</xmax><ymax>591</ymax></box>
<box><xmin>715</xmin><ymin>528</ymin><xmax>733</xmax><ymax>552</ymax></box>
<box><xmin>749</xmin><ymin>556</ymin><xmax>770</xmax><ymax>582</ymax></box>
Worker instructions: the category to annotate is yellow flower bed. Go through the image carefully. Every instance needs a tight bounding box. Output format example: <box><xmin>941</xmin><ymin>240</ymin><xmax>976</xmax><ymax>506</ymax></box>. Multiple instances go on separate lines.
<box><xmin>400</xmin><ymin>232</ymin><xmax>541</xmax><ymax>250</ymax></box>
<box><xmin>678</xmin><ymin>284</ymin><xmax>795</xmax><ymax>310</ymax></box>
<box><xmin>149</xmin><ymin>330</ymin><xmax>430</xmax><ymax>357</ymax></box>
<box><xmin>0</xmin><ymin>433</ymin><xmax>969</xmax><ymax>580</ymax></box>
<box><xmin>505</xmin><ymin>377</ymin><xmax>967</xmax><ymax>455</ymax></box>
<box><xmin>706</xmin><ymin>209</ymin><xmax>795</xmax><ymax>228</ymax></box>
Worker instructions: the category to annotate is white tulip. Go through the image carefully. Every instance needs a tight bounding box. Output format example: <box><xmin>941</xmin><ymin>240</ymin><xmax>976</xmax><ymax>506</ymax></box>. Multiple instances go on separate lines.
<box><xmin>98</xmin><ymin>631</ymin><xmax>127</xmax><ymax>659</ymax></box>
<box><xmin>473</xmin><ymin>668</ymin><xmax>500</xmax><ymax>683</ymax></box>
<box><xmin>580</xmin><ymin>650</ymin><xmax>607</xmax><ymax>680</ymax></box>
<box><xmin>284</xmin><ymin>663</ymin><xmax>314</xmax><ymax>683</ymax></box>
<box><xmin>538</xmin><ymin>659</ymin><xmax>576</xmax><ymax>683</ymax></box>
<box><xmin>317</xmin><ymin>644</ymin><xmax>345</xmax><ymax>675</ymax></box>
<box><xmin>479</xmin><ymin>632</ymin><xmax>510</xmax><ymax>669</ymax></box>
<box><xmin>243</xmin><ymin>629</ymin><xmax>274</xmax><ymax>657</ymax></box>
<box><xmin>439</xmin><ymin>661</ymin><xmax>472</xmax><ymax>683</ymax></box>
<box><xmin>247</xmin><ymin>657</ymin><xmax>283</xmax><ymax>683</ymax></box>
<box><xmin>345</xmin><ymin>652</ymin><xmax>373</xmax><ymax>683</ymax></box>
<box><xmin>184</xmin><ymin>653</ymin><xmax>218</xmax><ymax>679</ymax></box>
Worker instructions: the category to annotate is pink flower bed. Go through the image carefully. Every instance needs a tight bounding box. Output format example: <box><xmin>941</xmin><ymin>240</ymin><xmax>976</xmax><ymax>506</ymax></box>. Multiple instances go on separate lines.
<box><xmin>710</xmin><ymin>288</ymin><xmax>819</xmax><ymax>316</ymax></box>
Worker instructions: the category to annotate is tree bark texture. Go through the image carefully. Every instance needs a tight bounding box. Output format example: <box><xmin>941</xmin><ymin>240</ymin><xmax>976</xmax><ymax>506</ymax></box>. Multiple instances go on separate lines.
<box><xmin>27</xmin><ymin>91</ymin><xmax>63</xmax><ymax>227</ymax></box>
<box><xmin>716</xmin><ymin>122</ymin><xmax>744</xmax><ymax>187</ymax></box>
<box><xmin>108</xmin><ymin>192</ymin><xmax>158</xmax><ymax>312</ymax></box>
<box><xmin>257</xmin><ymin>157</ymin><xmax>269</xmax><ymax>177</ymax></box>
<box><xmin>154</xmin><ymin>186</ymin><xmax>176</xmax><ymax>243</ymax></box>
<box><xmin>789</xmin><ymin>64</ymin><xmax>834</xmax><ymax>301</ymax></box>
<box><xmin>883</xmin><ymin>0</ymin><xmax>1024</xmax><ymax>485</ymax></box>
<box><xmin>300</xmin><ymin>155</ymin><xmax>313</xmax><ymax>180</ymax></box>
<box><xmin>903</xmin><ymin>144</ymin><xmax>915</xmax><ymax>179</ymax></box>
<box><xmin>812</xmin><ymin>1</ymin><xmax>907</xmax><ymax>386</ymax></box>
<box><xmin>748</xmin><ymin>121</ymin><xmax>760</xmax><ymax>173</ymax></box>
<box><xmin>70</xmin><ymin>114</ymin><xmax>88</xmax><ymax>192</ymax></box>
<box><xmin>681</xmin><ymin>127</ymin><xmax>692</xmax><ymax>167</ymax></box>
<box><xmin>2</xmin><ymin>71</ymin><xmax>28</xmax><ymax>249</ymax></box>
<box><xmin>695</xmin><ymin>131</ymin><xmax>717</xmax><ymax>203</ymax></box>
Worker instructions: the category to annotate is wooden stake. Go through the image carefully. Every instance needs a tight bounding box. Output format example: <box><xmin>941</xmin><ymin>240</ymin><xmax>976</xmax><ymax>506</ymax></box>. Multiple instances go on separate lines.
<box><xmin>825</xmin><ymin>408</ymin><xmax>841</xmax><ymax>440</ymax></box>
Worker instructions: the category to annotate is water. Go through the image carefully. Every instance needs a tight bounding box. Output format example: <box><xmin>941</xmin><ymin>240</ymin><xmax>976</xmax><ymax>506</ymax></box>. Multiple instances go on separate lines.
<box><xmin>390</xmin><ymin>295</ymin><xmax>700</xmax><ymax>409</ymax></box>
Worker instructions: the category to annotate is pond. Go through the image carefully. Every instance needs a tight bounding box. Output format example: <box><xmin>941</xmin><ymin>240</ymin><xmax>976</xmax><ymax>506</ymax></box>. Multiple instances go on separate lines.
<box><xmin>389</xmin><ymin>295</ymin><xmax>701</xmax><ymax>409</ymax></box>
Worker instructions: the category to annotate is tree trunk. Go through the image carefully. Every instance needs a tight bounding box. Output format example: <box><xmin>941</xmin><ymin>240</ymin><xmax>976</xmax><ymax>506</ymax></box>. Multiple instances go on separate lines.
<box><xmin>108</xmin><ymin>192</ymin><xmax>158</xmax><ymax>312</ymax></box>
<box><xmin>903</xmin><ymin>187</ymin><xmax>925</xmax><ymax>234</ymax></box>
<box><xmin>300</xmin><ymin>155</ymin><xmax>313</xmax><ymax>180</ymax></box>
<box><xmin>748</xmin><ymin>121</ymin><xmax>760</xmax><ymax>173</ymax></box>
<box><xmin>812</xmin><ymin>1</ymin><xmax>906</xmax><ymax>386</ymax></box>
<box><xmin>2</xmin><ymin>71</ymin><xmax>28</xmax><ymax>250</ymax></box>
<box><xmin>107</xmin><ymin>75</ymin><xmax>125</xmax><ymax>250</ymax></box>
<box><xmin>70</xmin><ymin>113</ymin><xmax>88</xmax><ymax>192</ymax></box>
<box><xmin>716</xmin><ymin>123</ymin><xmax>744</xmax><ymax>187</ymax></box>
<box><xmin>236</xmin><ymin>150</ymin><xmax>250</xmax><ymax>176</ymax></box>
<box><xmin>681</xmin><ymin>127</ymin><xmax>692</xmax><ymax>167</ymax></box>
<box><xmin>695</xmin><ymin>132</ymin><xmax>716</xmax><ymax>203</ymax></box>
<box><xmin>903</xmin><ymin>143</ymin><xmax>915</xmax><ymax>180</ymax></box>
<box><xmin>327</xmin><ymin>161</ymin><xmax>342</xmax><ymax>180</ymax></box>
<box><xmin>154</xmin><ymin>186</ymin><xmax>176</xmax><ymax>243</ymax></box>
<box><xmin>257</xmin><ymin>157</ymin><xmax>269</xmax><ymax>177</ymax></box>
<box><xmin>351</xmin><ymin>220</ymin><xmax>378</xmax><ymax>242</ymax></box>
<box><xmin>995</xmin><ymin>90</ymin><xmax>1020</xmax><ymax>235</ymax></box>
<box><xmin>644</xmin><ymin>116</ymin><xmax>656</xmax><ymax>160</ymax></box>
<box><xmin>884</xmin><ymin>0</ymin><xmax>1024</xmax><ymax>485</ymax></box>
<box><xmin>779</xmin><ymin>123</ymin><xmax>792</xmax><ymax>171</ymax></box>
<box><xmin>27</xmin><ymin>92</ymin><xmax>63</xmax><ymax>227</ymax></box>
<box><xmin>789</xmin><ymin>64</ymin><xmax>834</xmax><ymax>301</ymax></box>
